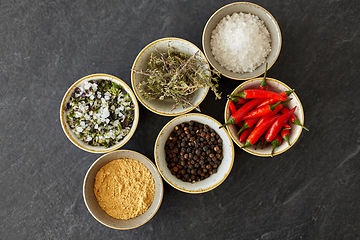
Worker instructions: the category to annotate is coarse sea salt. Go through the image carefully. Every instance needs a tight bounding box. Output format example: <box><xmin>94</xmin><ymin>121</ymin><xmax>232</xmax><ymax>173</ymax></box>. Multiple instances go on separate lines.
<box><xmin>210</xmin><ymin>12</ymin><xmax>271</xmax><ymax>73</ymax></box>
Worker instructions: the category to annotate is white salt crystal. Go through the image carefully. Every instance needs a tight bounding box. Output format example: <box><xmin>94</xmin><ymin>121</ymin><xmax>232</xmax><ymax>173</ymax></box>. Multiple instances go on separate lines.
<box><xmin>210</xmin><ymin>12</ymin><xmax>271</xmax><ymax>73</ymax></box>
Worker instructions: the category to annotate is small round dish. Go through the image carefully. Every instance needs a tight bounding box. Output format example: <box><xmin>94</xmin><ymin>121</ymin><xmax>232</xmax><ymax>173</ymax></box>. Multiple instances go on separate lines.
<box><xmin>131</xmin><ymin>37</ymin><xmax>210</xmax><ymax>116</ymax></box>
<box><xmin>225</xmin><ymin>78</ymin><xmax>305</xmax><ymax>157</ymax></box>
<box><xmin>154</xmin><ymin>113</ymin><xmax>234</xmax><ymax>193</ymax></box>
<box><xmin>202</xmin><ymin>2</ymin><xmax>282</xmax><ymax>80</ymax></box>
<box><xmin>60</xmin><ymin>73</ymin><xmax>139</xmax><ymax>153</ymax></box>
<box><xmin>83</xmin><ymin>150</ymin><xmax>164</xmax><ymax>230</ymax></box>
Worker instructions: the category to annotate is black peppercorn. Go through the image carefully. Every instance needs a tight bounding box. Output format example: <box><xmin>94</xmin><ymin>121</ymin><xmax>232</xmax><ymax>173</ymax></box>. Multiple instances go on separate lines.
<box><xmin>165</xmin><ymin>121</ymin><xmax>223</xmax><ymax>183</ymax></box>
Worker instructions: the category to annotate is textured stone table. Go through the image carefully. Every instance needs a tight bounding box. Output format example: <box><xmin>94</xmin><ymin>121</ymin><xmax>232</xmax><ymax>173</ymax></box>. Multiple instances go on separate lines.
<box><xmin>1</xmin><ymin>0</ymin><xmax>360</xmax><ymax>239</ymax></box>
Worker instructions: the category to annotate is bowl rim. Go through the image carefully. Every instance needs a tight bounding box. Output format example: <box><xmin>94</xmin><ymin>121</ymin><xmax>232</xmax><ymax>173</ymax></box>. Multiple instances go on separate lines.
<box><xmin>202</xmin><ymin>1</ymin><xmax>282</xmax><ymax>80</ymax></box>
<box><xmin>60</xmin><ymin>73</ymin><xmax>139</xmax><ymax>154</ymax></box>
<box><xmin>154</xmin><ymin>113</ymin><xmax>235</xmax><ymax>193</ymax></box>
<box><xmin>225</xmin><ymin>77</ymin><xmax>304</xmax><ymax>156</ymax></box>
<box><xmin>82</xmin><ymin>149</ymin><xmax>164</xmax><ymax>230</ymax></box>
<box><xmin>131</xmin><ymin>37</ymin><xmax>210</xmax><ymax>116</ymax></box>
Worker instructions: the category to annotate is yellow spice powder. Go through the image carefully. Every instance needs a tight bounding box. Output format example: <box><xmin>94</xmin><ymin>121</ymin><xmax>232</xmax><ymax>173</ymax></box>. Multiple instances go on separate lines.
<box><xmin>94</xmin><ymin>158</ymin><xmax>155</xmax><ymax>220</ymax></box>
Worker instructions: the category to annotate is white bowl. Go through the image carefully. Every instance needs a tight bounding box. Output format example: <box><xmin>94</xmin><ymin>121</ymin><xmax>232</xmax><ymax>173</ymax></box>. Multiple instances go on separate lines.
<box><xmin>83</xmin><ymin>150</ymin><xmax>164</xmax><ymax>230</ymax></box>
<box><xmin>225</xmin><ymin>77</ymin><xmax>305</xmax><ymax>157</ymax></box>
<box><xmin>154</xmin><ymin>113</ymin><xmax>234</xmax><ymax>193</ymax></box>
<box><xmin>202</xmin><ymin>2</ymin><xmax>282</xmax><ymax>80</ymax></box>
<box><xmin>131</xmin><ymin>37</ymin><xmax>210</xmax><ymax>116</ymax></box>
<box><xmin>60</xmin><ymin>73</ymin><xmax>139</xmax><ymax>153</ymax></box>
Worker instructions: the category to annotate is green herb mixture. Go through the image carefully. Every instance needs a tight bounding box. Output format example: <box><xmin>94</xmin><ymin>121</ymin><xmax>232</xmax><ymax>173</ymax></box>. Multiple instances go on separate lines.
<box><xmin>65</xmin><ymin>79</ymin><xmax>135</xmax><ymax>148</ymax></box>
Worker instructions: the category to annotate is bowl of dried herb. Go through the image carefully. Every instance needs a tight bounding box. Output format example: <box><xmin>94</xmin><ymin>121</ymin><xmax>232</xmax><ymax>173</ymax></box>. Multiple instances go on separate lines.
<box><xmin>131</xmin><ymin>37</ymin><xmax>221</xmax><ymax>116</ymax></box>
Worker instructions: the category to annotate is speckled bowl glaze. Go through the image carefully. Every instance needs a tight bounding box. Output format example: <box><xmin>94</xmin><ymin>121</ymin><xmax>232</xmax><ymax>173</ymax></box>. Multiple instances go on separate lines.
<box><xmin>202</xmin><ymin>2</ymin><xmax>282</xmax><ymax>80</ymax></box>
<box><xmin>83</xmin><ymin>150</ymin><xmax>164</xmax><ymax>230</ymax></box>
<box><xmin>60</xmin><ymin>73</ymin><xmax>139</xmax><ymax>154</ymax></box>
<box><xmin>154</xmin><ymin>113</ymin><xmax>234</xmax><ymax>193</ymax></box>
<box><xmin>131</xmin><ymin>37</ymin><xmax>210</xmax><ymax>116</ymax></box>
<box><xmin>225</xmin><ymin>78</ymin><xmax>305</xmax><ymax>157</ymax></box>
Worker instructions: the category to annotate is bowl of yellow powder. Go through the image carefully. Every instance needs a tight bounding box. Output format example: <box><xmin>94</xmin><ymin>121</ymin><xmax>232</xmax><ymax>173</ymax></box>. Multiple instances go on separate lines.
<box><xmin>83</xmin><ymin>150</ymin><xmax>164</xmax><ymax>230</ymax></box>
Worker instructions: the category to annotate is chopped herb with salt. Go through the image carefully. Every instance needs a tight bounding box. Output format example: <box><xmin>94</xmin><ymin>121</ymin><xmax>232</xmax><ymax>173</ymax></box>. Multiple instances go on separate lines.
<box><xmin>65</xmin><ymin>79</ymin><xmax>134</xmax><ymax>148</ymax></box>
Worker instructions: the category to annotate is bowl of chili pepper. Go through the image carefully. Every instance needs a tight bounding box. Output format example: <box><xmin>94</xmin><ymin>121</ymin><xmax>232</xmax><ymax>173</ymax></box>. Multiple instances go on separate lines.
<box><xmin>223</xmin><ymin>77</ymin><xmax>307</xmax><ymax>157</ymax></box>
<box><xmin>154</xmin><ymin>113</ymin><xmax>235</xmax><ymax>193</ymax></box>
<box><xmin>60</xmin><ymin>73</ymin><xmax>139</xmax><ymax>153</ymax></box>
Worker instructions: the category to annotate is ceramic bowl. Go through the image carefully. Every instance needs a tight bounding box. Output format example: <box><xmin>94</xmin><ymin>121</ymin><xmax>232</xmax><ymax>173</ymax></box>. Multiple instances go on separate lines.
<box><xmin>60</xmin><ymin>73</ymin><xmax>139</xmax><ymax>153</ymax></box>
<box><xmin>154</xmin><ymin>113</ymin><xmax>234</xmax><ymax>193</ymax></box>
<box><xmin>131</xmin><ymin>37</ymin><xmax>210</xmax><ymax>116</ymax></box>
<box><xmin>225</xmin><ymin>77</ymin><xmax>305</xmax><ymax>157</ymax></box>
<box><xmin>202</xmin><ymin>2</ymin><xmax>282</xmax><ymax>80</ymax></box>
<box><xmin>83</xmin><ymin>150</ymin><xmax>164</xmax><ymax>230</ymax></box>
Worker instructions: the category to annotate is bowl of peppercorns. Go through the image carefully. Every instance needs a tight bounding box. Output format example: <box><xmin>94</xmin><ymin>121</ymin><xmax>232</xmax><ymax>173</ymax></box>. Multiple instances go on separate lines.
<box><xmin>154</xmin><ymin>113</ymin><xmax>235</xmax><ymax>193</ymax></box>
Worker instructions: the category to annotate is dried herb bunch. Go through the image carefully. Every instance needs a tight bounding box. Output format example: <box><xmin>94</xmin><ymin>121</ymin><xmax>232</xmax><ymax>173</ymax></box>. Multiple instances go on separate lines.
<box><xmin>132</xmin><ymin>46</ymin><xmax>221</xmax><ymax>111</ymax></box>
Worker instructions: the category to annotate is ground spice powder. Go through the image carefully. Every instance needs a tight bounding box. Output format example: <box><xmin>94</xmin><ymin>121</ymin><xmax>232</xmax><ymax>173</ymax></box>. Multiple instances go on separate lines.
<box><xmin>94</xmin><ymin>158</ymin><xmax>155</xmax><ymax>220</ymax></box>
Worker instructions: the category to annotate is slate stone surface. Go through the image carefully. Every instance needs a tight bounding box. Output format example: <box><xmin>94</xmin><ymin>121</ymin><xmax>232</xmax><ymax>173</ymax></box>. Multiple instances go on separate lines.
<box><xmin>1</xmin><ymin>0</ymin><xmax>360</xmax><ymax>239</ymax></box>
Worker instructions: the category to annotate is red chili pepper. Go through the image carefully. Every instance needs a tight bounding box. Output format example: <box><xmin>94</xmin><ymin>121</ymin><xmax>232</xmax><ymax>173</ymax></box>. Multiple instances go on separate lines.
<box><xmin>228</xmin><ymin>101</ymin><xmax>237</xmax><ymax>115</ymax></box>
<box><xmin>271</xmin><ymin>99</ymin><xmax>291</xmax><ymax>115</ymax></box>
<box><xmin>280</xmin><ymin>107</ymin><xmax>309</xmax><ymax>131</ymax></box>
<box><xmin>265</xmin><ymin>106</ymin><xmax>297</xmax><ymax>142</ymax></box>
<box><xmin>237</xmin><ymin>117</ymin><xmax>260</xmax><ymax>135</ymax></box>
<box><xmin>270</xmin><ymin>133</ymin><xmax>283</xmax><ymax>157</ymax></box>
<box><xmin>254</xmin><ymin>99</ymin><xmax>291</xmax><ymax>128</ymax></box>
<box><xmin>242</xmin><ymin>99</ymin><xmax>291</xmax><ymax>120</ymax></box>
<box><xmin>227</xmin><ymin>95</ymin><xmax>248</xmax><ymax>104</ymax></box>
<box><xmin>235</xmin><ymin>104</ymin><xmax>243</xmax><ymax>110</ymax></box>
<box><xmin>234</xmin><ymin>89</ymin><xmax>287</xmax><ymax>101</ymax></box>
<box><xmin>258</xmin><ymin>62</ymin><xmax>268</xmax><ymax>90</ymax></box>
<box><xmin>281</xmin><ymin>123</ymin><xmax>291</xmax><ymax>146</ymax></box>
<box><xmin>256</xmin><ymin>90</ymin><xmax>293</xmax><ymax>109</ymax></box>
<box><xmin>220</xmin><ymin>98</ymin><xmax>265</xmax><ymax>128</ymax></box>
<box><xmin>236</xmin><ymin>121</ymin><xmax>244</xmax><ymax>129</ymax></box>
<box><xmin>279</xmin><ymin>89</ymin><xmax>294</xmax><ymax>98</ymax></box>
<box><xmin>255</xmin><ymin>115</ymin><xmax>270</xmax><ymax>128</ymax></box>
<box><xmin>242</xmin><ymin>114</ymin><xmax>281</xmax><ymax>148</ymax></box>
<box><xmin>239</xmin><ymin>126</ymin><xmax>254</xmax><ymax>143</ymax></box>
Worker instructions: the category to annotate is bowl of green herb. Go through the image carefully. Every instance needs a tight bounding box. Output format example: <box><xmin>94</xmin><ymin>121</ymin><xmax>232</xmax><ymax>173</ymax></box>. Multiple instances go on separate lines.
<box><xmin>131</xmin><ymin>37</ymin><xmax>221</xmax><ymax>116</ymax></box>
<box><xmin>60</xmin><ymin>73</ymin><xmax>139</xmax><ymax>153</ymax></box>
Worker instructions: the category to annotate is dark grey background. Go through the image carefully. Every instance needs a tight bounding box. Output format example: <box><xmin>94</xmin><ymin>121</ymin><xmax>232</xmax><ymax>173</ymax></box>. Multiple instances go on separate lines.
<box><xmin>1</xmin><ymin>0</ymin><xmax>360</xmax><ymax>239</ymax></box>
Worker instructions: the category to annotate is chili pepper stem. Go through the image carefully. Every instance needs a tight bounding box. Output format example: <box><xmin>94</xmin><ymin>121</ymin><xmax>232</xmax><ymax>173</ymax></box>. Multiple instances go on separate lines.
<box><xmin>293</xmin><ymin>119</ymin><xmax>309</xmax><ymax>131</ymax></box>
<box><xmin>237</xmin><ymin>123</ymin><xmax>249</xmax><ymax>135</ymax></box>
<box><xmin>271</xmin><ymin>139</ymin><xmax>281</xmax><ymax>157</ymax></box>
<box><xmin>220</xmin><ymin>116</ymin><xmax>236</xmax><ymax>128</ymax></box>
<box><xmin>283</xmin><ymin>135</ymin><xmax>291</xmax><ymax>146</ymax></box>
<box><xmin>285</xmin><ymin>89</ymin><xmax>294</xmax><ymax>96</ymax></box>
<box><xmin>255</xmin><ymin>140</ymin><xmax>264</xmax><ymax>150</ymax></box>
<box><xmin>242</xmin><ymin>141</ymin><xmax>252</xmax><ymax>148</ymax></box>
<box><xmin>227</xmin><ymin>95</ymin><xmax>238</xmax><ymax>102</ymax></box>
<box><xmin>255</xmin><ymin>142</ymin><xmax>261</xmax><ymax>150</ymax></box>
<box><xmin>269</xmin><ymin>101</ymin><xmax>281</xmax><ymax>111</ymax></box>
<box><xmin>230</xmin><ymin>91</ymin><xmax>246</xmax><ymax>99</ymax></box>
<box><xmin>259</xmin><ymin>62</ymin><xmax>268</xmax><ymax>89</ymax></box>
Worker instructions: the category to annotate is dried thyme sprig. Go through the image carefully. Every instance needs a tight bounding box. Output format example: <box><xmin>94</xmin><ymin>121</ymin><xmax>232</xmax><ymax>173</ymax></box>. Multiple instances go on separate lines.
<box><xmin>132</xmin><ymin>46</ymin><xmax>221</xmax><ymax>111</ymax></box>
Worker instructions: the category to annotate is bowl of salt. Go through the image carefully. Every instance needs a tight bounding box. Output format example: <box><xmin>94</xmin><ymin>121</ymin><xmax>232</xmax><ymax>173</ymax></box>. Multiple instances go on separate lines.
<box><xmin>202</xmin><ymin>2</ymin><xmax>282</xmax><ymax>80</ymax></box>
